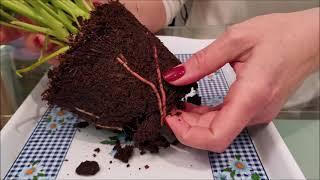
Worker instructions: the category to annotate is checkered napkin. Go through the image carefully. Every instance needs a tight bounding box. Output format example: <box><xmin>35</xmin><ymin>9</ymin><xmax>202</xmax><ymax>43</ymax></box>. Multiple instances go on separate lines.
<box><xmin>4</xmin><ymin>54</ymin><xmax>268</xmax><ymax>180</ymax></box>
<box><xmin>4</xmin><ymin>108</ymin><xmax>79</xmax><ymax>180</ymax></box>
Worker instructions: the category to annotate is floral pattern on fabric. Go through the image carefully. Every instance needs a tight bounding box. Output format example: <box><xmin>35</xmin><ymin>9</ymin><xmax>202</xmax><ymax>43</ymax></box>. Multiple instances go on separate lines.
<box><xmin>215</xmin><ymin>155</ymin><xmax>261</xmax><ymax>180</ymax></box>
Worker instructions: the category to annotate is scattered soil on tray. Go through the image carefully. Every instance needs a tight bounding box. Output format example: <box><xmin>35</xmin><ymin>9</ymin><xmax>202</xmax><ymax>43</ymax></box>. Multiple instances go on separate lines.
<box><xmin>75</xmin><ymin>161</ymin><xmax>100</xmax><ymax>176</ymax></box>
<box><xmin>113</xmin><ymin>143</ymin><xmax>134</xmax><ymax>163</ymax></box>
<box><xmin>94</xmin><ymin>148</ymin><xmax>100</xmax><ymax>153</ymax></box>
<box><xmin>75</xmin><ymin>122</ymin><xmax>89</xmax><ymax>128</ymax></box>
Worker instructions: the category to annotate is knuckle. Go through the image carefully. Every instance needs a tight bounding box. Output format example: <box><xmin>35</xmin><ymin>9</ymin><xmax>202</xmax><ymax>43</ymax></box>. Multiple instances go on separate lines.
<box><xmin>224</xmin><ymin>26</ymin><xmax>244</xmax><ymax>44</ymax></box>
<box><xmin>224</xmin><ymin>25</ymin><xmax>253</xmax><ymax>48</ymax></box>
<box><xmin>192</xmin><ymin>50</ymin><xmax>211</xmax><ymax>74</ymax></box>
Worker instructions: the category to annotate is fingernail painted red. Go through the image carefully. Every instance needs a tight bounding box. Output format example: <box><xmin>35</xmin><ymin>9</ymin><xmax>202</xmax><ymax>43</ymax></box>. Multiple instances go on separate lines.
<box><xmin>163</xmin><ymin>66</ymin><xmax>185</xmax><ymax>82</ymax></box>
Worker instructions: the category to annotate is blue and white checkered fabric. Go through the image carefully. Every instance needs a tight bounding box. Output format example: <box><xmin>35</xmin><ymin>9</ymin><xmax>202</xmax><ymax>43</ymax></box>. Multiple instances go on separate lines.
<box><xmin>4</xmin><ymin>107</ymin><xmax>79</xmax><ymax>180</ymax></box>
<box><xmin>177</xmin><ymin>54</ymin><xmax>268</xmax><ymax>180</ymax></box>
<box><xmin>5</xmin><ymin>54</ymin><xmax>268</xmax><ymax>180</ymax></box>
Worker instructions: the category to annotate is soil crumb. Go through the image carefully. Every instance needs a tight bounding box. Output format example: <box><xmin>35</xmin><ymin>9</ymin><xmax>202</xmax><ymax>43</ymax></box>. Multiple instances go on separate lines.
<box><xmin>75</xmin><ymin>161</ymin><xmax>100</xmax><ymax>176</ymax></box>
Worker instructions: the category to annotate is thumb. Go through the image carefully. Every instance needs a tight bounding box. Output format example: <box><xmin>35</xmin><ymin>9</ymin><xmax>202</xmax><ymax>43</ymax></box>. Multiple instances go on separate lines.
<box><xmin>163</xmin><ymin>29</ymin><xmax>253</xmax><ymax>86</ymax></box>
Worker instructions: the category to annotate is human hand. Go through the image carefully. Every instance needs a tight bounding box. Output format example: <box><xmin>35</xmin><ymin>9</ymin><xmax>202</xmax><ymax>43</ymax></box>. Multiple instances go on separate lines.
<box><xmin>163</xmin><ymin>8</ymin><xmax>319</xmax><ymax>152</ymax></box>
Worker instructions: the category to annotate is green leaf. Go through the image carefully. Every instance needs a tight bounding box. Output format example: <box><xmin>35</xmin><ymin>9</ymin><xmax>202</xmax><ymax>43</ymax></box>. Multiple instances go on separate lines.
<box><xmin>37</xmin><ymin>0</ymin><xmax>78</xmax><ymax>34</ymax></box>
<box><xmin>223</xmin><ymin>168</ymin><xmax>232</xmax><ymax>172</ymax></box>
<box><xmin>100</xmin><ymin>139</ymin><xmax>117</xmax><ymax>145</ymax></box>
<box><xmin>0</xmin><ymin>9</ymin><xmax>17</xmax><ymax>21</ymax></box>
<box><xmin>33</xmin><ymin>176</ymin><xmax>38</xmax><ymax>180</ymax></box>
<box><xmin>32</xmin><ymin>160</ymin><xmax>40</xmax><ymax>166</ymax></box>
<box><xmin>0</xmin><ymin>0</ymin><xmax>42</xmax><ymax>25</ymax></box>
<box><xmin>109</xmin><ymin>136</ymin><xmax>119</xmax><ymax>141</ymax></box>
<box><xmin>74</xmin><ymin>0</ymin><xmax>92</xmax><ymax>12</ymax></box>
<box><xmin>235</xmin><ymin>155</ymin><xmax>241</xmax><ymax>160</ymax></box>
<box><xmin>230</xmin><ymin>170</ymin><xmax>236</xmax><ymax>179</ymax></box>
<box><xmin>251</xmin><ymin>173</ymin><xmax>260</xmax><ymax>180</ymax></box>
<box><xmin>37</xmin><ymin>172</ymin><xmax>46</xmax><ymax>177</ymax></box>
<box><xmin>87</xmin><ymin>0</ymin><xmax>95</xmax><ymax>10</ymax></box>
<box><xmin>56</xmin><ymin>9</ymin><xmax>78</xmax><ymax>33</ymax></box>
<box><xmin>61</xmin><ymin>0</ymin><xmax>89</xmax><ymax>18</ymax></box>
<box><xmin>10</xmin><ymin>21</ymin><xmax>58</xmax><ymax>37</ymax></box>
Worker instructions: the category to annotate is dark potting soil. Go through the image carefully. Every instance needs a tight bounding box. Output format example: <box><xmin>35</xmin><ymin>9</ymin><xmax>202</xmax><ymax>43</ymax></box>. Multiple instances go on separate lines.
<box><xmin>43</xmin><ymin>2</ymin><xmax>199</xmax><ymax>163</ymax></box>
<box><xmin>113</xmin><ymin>143</ymin><xmax>134</xmax><ymax>163</ymax></box>
<box><xmin>75</xmin><ymin>161</ymin><xmax>100</xmax><ymax>176</ymax></box>
<box><xmin>94</xmin><ymin>148</ymin><xmax>100</xmax><ymax>153</ymax></box>
<box><xmin>75</xmin><ymin>121</ymin><xmax>89</xmax><ymax>128</ymax></box>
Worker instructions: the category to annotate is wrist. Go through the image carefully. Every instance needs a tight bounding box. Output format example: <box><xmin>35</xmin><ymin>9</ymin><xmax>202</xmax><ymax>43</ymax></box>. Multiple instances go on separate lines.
<box><xmin>289</xmin><ymin>8</ymin><xmax>319</xmax><ymax>74</ymax></box>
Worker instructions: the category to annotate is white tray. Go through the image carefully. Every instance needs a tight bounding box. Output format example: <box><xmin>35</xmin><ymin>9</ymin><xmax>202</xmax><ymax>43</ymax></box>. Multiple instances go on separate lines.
<box><xmin>1</xmin><ymin>36</ymin><xmax>304</xmax><ymax>180</ymax></box>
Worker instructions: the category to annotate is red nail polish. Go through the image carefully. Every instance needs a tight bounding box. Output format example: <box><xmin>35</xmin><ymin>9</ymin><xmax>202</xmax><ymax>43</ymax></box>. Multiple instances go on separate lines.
<box><xmin>163</xmin><ymin>65</ymin><xmax>185</xmax><ymax>82</ymax></box>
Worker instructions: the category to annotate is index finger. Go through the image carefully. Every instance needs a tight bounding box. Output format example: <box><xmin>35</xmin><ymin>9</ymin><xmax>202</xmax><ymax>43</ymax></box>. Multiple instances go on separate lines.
<box><xmin>165</xmin><ymin>28</ymin><xmax>255</xmax><ymax>86</ymax></box>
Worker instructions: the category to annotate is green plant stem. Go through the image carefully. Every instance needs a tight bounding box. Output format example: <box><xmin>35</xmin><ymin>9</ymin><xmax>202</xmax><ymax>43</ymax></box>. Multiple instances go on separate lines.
<box><xmin>87</xmin><ymin>0</ymin><xmax>94</xmax><ymax>10</ymax></box>
<box><xmin>1</xmin><ymin>0</ymin><xmax>69</xmax><ymax>40</ymax></box>
<box><xmin>25</xmin><ymin>0</ymin><xmax>69</xmax><ymax>40</ymax></box>
<box><xmin>50</xmin><ymin>0</ymin><xmax>81</xmax><ymax>27</ymax></box>
<box><xmin>50</xmin><ymin>0</ymin><xmax>88</xmax><ymax>19</ymax></box>
<box><xmin>56</xmin><ymin>9</ymin><xmax>78</xmax><ymax>34</ymax></box>
<box><xmin>48</xmin><ymin>39</ymin><xmax>66</xmax><ymax>47</ymax></box>
<box><xmin>0</xmin><ymin>9</ymin><xmax>18</xmax><ymax>21</ymax></box>
<box><xmin>0</xmin><ymin>20</ymin><xmax>47</xmax><ymax>36</ymax></box>
<box><xmin>36</xmin><ymin>0</ymin><xmax>78</xmax><ymax>34</ymax></box>
<box><xmin>0</xmin><ymin>21</ymin><xmax>30</xmax><ymax>31</ymax></box>
<box><xmin>74</xmin><ymin>0</ymin><xmax>92</xmax><ymax>12</ymax></box>
<box><xmin>61</xmin><ymin>0</ymin><xmax>90</xmax><ymax>19</ymax></box>
<box><xmin>0</xmin><ymin>0</ymin><xmax>42</xmax><ymax>25</ymax></box>
<box><xmin>10</xmin><ymin>21</ymin><xmax>68</xmax><ymax>42</ymax></box>
<box><xmin>16</xmin><ymin>46</ymin><xmax>70</xmax><ymax>77</ymax></box>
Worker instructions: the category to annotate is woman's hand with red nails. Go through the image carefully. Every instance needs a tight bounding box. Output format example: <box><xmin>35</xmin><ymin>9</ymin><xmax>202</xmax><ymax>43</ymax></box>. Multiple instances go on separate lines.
<box><xmin>164</xmin><ymin>8</ymin><xmax>319</xmax><ymax>152</ymax></box>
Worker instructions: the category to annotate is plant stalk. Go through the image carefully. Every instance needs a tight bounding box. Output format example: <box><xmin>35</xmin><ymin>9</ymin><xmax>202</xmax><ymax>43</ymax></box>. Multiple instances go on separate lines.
<box><xmin>0</xmin><ymin>9</ymin><xmax>18</xmax><ymax>21</ymax></box>
<box><xmin>16</xmin><ymin>46</ymin><xmax>70</xmax><ymax>77</ymax></box>
<box><xmin>36</xmin><ymin>0</ymin><xmax>78</xmax><ymax>34</ymax></box>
